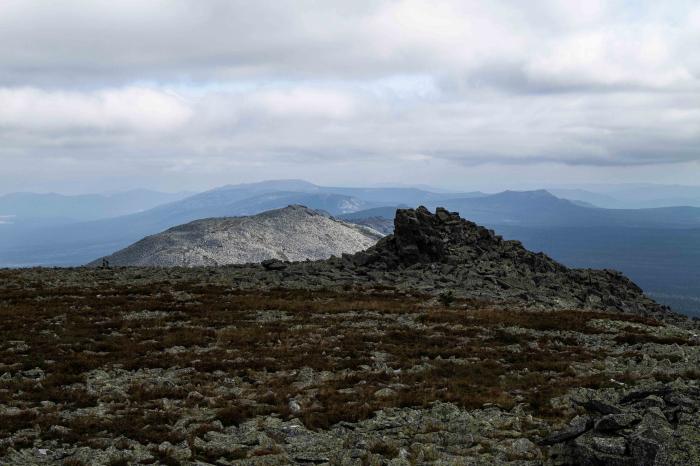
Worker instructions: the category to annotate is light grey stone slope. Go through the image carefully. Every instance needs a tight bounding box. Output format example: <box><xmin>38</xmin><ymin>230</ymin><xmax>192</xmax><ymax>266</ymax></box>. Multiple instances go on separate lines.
<box><xmin>90</xmin><ymin>205</ymin><xmax>383</xmax><ymax>267</ymax></box>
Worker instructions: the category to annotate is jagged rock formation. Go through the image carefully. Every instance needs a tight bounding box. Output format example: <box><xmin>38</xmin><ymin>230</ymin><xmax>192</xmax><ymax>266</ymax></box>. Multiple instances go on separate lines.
<box><xmin>89</xmin><ymin>205</ymin><xmax>382</xmax><ymax>267</ymax></box>
<box><xmin>335</xmin><ymin>207</ymin><xmax>671</xmax><ymax>318</ymax></box>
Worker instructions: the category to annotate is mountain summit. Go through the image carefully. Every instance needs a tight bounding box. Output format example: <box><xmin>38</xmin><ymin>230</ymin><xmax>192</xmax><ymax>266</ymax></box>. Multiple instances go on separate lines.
<box><xmin>90</xmin><ymin>205</ymin><xmax>382</xmax><ymax>267</ymax></box>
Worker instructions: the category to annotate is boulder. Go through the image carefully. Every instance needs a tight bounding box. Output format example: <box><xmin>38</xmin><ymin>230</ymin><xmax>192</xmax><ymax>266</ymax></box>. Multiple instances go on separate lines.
<box><xmin>262</xmin><ymin>259</ymin><xmax>288</xmax><ymax>271</ymax></box>
<box><xmin>592</xmin><ymin>436</ymin><xmax>628</xmax><ymax>455</ymax></box>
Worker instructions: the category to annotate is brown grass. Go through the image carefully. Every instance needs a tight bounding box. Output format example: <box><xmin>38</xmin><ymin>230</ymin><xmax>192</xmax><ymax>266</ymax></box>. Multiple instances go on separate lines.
<box><xmin>0</xmin><ymin>269</ymin><xmax>692</xmax><ymax>459</ymax></box>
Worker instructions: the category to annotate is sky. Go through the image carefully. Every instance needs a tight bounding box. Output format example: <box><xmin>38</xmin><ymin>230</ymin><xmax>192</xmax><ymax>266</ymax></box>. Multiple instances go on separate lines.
<box><xmin>0</xmin><ymin>0</ymin><xmax>699</xmax><ymax>194</ymax></box>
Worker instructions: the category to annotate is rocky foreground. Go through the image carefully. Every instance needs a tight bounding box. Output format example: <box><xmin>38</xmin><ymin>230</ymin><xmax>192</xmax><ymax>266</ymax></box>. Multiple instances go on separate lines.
<box><xmin>1</xmin><ymin>207</ymin><xmax>699</xmax><ymax>465</ymax></box>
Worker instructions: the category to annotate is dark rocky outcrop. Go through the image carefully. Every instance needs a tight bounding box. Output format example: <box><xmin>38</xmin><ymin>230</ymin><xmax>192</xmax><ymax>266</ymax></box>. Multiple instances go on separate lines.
<box><xmin>261</xmin><ymin>258</ymin><xmax>288</xmax><ymax>271</ymax></box>
<box><xmin>336</xmin><ymin>207</ymin><xmax>674</xmax><ymax>319</ymax></box>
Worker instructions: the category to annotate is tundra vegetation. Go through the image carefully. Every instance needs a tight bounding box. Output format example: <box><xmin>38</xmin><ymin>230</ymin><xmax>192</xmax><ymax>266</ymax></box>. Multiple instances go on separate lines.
<box><xmin>0</xmin><ymin>268</ymin><xmax>698</xmax><ymax>465</ymax></box>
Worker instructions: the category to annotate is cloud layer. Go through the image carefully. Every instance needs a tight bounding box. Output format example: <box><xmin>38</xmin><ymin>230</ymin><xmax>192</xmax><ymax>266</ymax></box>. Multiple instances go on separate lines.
<box><xmin>0</xmin><ymin>0</ymin><xmax>698</xmax><ymax>192</ymax></box>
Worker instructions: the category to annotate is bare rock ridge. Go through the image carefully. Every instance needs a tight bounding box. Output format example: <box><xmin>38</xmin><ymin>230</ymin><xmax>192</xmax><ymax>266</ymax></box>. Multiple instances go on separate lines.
<box><xmin>93</xmin><ymin>205</ymin><xmax>675</xmax><ymax>319</ymax></box>
<box><xmin>327</xmin><ymin>206</ymin><xmax>672</xmax><ymax>318</ymax></box>
<box><xmin>91</xmin><ymin>205</ymin><xmax>383</xmax><ymax>267</ymax></box>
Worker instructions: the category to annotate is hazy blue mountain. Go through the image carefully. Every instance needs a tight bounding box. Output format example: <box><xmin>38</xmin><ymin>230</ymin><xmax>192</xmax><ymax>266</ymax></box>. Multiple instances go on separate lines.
<box><xmin>209</xmin><ymin>179</ymin><xmax>321</xmax><ymax>196</ymax></box>
<box><xmin>321</xmin><ymin>187</ymin><xmax>484</xmax><ymax>205</ymax></box>
<box><xmin>336</xmin><ymin>190</ymin><xmax>700</xmax><ymax>230</ymax></box>
<box><xmin>437</xmin><ymin>190</ymin><xmax>700</xmax><ymax>228</ymax></box>
<box><xmin>0</xmin><ymin>190</ymin><xmax>192</xmax><ymax>223</ymax></box>
<box><xmin>206</xmin><ymin>180</ymin><xmax>485</xmax><ymax>205</ymax></box>
<box><xmin>139</xmin><ymin>190</ymin><xmax>371</xmax><ymax>228</ymax></box>
<box><xmin>551</xmin><ymin>184</ymin><xmax>700</xmax><ymax>209</ymax></box>
<box><xmin>140</xmin><ymin>180</ymin><xmax>466</xmax><ymax>222</ymax></box>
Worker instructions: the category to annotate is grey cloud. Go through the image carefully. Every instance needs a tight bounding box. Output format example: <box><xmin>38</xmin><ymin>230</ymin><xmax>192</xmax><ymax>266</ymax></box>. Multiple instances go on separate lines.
<box><xmin>2</xmin><ymin>0</ymin><xmax>693</xmax><ymax>89</ymax></box>
<box><xmin>0</xmin><ymin>1</ymin><xmax>384</xmax><ymax>86</ymax></box>
<box><xmin>0</xmin><ymin>0</ymin><xmax>699</xmax><ymax>193</ymax></box>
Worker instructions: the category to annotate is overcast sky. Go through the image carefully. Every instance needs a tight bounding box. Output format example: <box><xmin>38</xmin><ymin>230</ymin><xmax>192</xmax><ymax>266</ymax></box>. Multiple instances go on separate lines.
<box><xmin>1</xmin><ymin>0</ymin><xmax>699</xmax><ymax>194</ymax></box>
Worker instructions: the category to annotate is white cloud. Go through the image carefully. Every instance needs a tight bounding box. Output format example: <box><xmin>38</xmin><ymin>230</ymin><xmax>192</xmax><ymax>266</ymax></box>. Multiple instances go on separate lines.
<box><xmin>248</xmin><ymin>89</ymin><xmax>357</xmax><ymax>120</ymax></box>
<box><xmin>0</xmin><ymin>0</ymin><xmax>690</xmax><ymax>87</ymax></box>
<box><xmin>526</xmin><ymin>26</ymin><xmax>694</xmax><ymax>90</ymax></box>
<box><xmin>0</xmin><ymin>87</ymin><xmax>191</xmax><ymax>133</ymax></box>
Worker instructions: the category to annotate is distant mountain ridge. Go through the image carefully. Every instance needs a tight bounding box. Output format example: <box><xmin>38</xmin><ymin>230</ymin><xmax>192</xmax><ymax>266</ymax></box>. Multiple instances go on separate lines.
<box><xmin>0</xmin><ymin>180</ymin><xmax>471</xmax><ymax>266</ymax></box>
<box><xmin>0</xmin><ymin>190</ymin><xmax>192</xmax><ymax>223</ymax></box>
<box><xmin>551</xmin><ymin>184</ymin><xmax>700</xmax><ymax>208</ymax></box>
<box><xmin>90</xmin><ymin>205</ymin><xmax>383</xmax><ymax>267</ymax></box>
<box><xmin>211</xmin><ymin>179</ymin><xmax>485</xmax><ymax>205</ymax></box>
<box><xmin>345</xmin><ymin>190</ymin><xmax>700</xmax><ymax>229</ymax></box>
